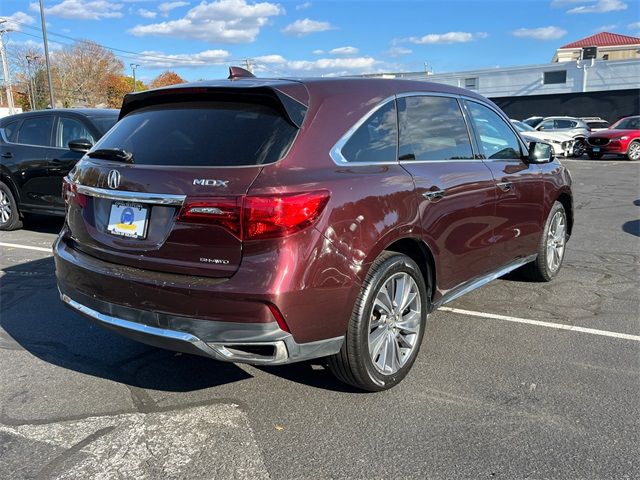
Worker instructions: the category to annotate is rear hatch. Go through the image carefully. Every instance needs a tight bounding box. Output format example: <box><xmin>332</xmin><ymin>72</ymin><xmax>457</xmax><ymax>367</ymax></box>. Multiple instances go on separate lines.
<box><xmin>63</xmin><ymin>84</ymin><xmax>307</xmax><ymax>278</ymax></box>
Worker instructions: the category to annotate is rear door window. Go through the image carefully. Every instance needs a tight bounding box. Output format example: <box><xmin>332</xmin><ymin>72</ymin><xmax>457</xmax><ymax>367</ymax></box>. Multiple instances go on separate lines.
<box><xmin>17</xmin><ymin>116</ymin><xmax>54</xmax><ymax>147</ymax></box>
<box><xmin>555</xmin><ymin>119</ymin><xmax>573</xmax><ymax>129</ymax></box>
<box><xmin>93</xmin><ymin>102</ymin><xmax>298</xmax><ymax>166</ymax></box>
<box><xmin>398</xmin><ymin>96</ymin><xmax>473</xmax><ymax>161</ymax></box>
<box><xmin>466</xmin><ymin>101</ymin><xmax>522</xmax><ymax>160</ymax></box>
<box><xmin>341</xmin><ymin>100</ymin><xmax>397</xmax><ymax>163</ymax></box>
<box><xmin>57</xmin><ymin>116</ymin><xmax>96</xmax><ymax>148</ymax></box>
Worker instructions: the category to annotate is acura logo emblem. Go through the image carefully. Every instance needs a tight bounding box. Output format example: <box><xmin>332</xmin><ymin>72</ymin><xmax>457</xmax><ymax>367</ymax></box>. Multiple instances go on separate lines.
<box><xmin>107</xmin><ymin>170</ymin><xmax>121</xmax><ymax>190</ymax></box>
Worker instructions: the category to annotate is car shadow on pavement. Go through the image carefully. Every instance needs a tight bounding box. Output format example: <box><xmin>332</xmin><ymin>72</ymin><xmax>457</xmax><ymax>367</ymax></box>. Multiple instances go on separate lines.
<box><xmin>22</xmin><ymin>215</ymin><xmax>65</xmax><ymax>235</ymax></box>
<box><xmin>0</xmin><ymin>256</ymin><xmax>358</xmax><ymax>393</ymax></box>
<box><xmin>622</xmin><ymin>220</ymin><xmax>640</xmax><ymax>237</ymax></box>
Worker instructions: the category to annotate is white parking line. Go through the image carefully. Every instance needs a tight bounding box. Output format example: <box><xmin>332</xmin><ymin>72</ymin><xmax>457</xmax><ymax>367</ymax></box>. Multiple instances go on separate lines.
<box><xmin>0</xmin><ymin>242</ymin><xmax>52</xmax><ymax>254</ymax></box>
<box><xmin>439</xmin><ymin>306</ymin><xmax>640</xmax><ymax>342</ymax></box>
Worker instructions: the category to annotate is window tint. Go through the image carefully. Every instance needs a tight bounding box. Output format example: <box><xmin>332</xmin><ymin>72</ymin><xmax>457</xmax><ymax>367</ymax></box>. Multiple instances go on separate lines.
<box><xmin>94</xmin><ymin>102</ymin><xmax>298</xmax><ymax>166</ymax></box>
<box><xmin>555</xmin><ymin>119</ymin><xmax>574</xmax><ymax>129</ymax></box>
<box><xmin>467</xmin><ymin>101</ymin><xmax>521</xmax><ymax>160</ymax></box>
<box><xmin>398</xmin><ymin>96</ymin><xmax>473</xmax><ymax>161</ymax></box>
<box><xmin>613</xmin><ymin>117</ymin><xmax>639</xmax><ymax>130</ymax></box>
<box><xmin>341</xmin><ymin>100</ymin><xmax>397</xmax><ymax>163</ymax></box>
<box><xmin>17</xmin><ymin>116</ymin><xmax>53</xmax><ymax>147</ymax></box>
<box><xmin>57</xmin><ymin>117</ymin><xmax>96</xmax><ymax>148</ymax></box>
<box><xmin>2</xmin><ymin>121</ymin><xmax>20</xmax><ymax>143</ymax></box>
<box><xmin>538</xmin><ymin>120</ymin><xmax>554</xmax><ymax>130</ymax></box>
<box><xmin>88</xmin><ymin>115</ymin><xmax>118</xmax><ymax>135</ymax></box>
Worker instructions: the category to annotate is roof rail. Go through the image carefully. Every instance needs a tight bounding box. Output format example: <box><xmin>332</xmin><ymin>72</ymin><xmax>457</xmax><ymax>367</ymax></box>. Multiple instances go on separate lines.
<box><xmin>228</xmin><ymin>66</ymin><xmax>256</xmax><ymax>80</ymax></box>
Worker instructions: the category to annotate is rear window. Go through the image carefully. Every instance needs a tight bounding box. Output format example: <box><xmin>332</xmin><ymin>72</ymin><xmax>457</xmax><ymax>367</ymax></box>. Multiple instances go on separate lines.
<box><xmin>586</xmin><ymin>121</ymin><xmax>609</xmax><ymax>129</ymax></box>
<box><xmin>88</xmin><ymin>115</ymin><xmax>119</xmax><ymax>135</ymax></box>
<box><xmin>93</xmin><ymin>102</ymin><xmax>297</xmax><ymax>166</ymax></box>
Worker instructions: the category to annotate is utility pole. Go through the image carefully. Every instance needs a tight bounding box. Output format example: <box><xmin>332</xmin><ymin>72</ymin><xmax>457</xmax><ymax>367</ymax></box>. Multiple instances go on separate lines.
<box><xmin>243</xmin><ymin>58</ymin><xmax>254</xmax><ymax>74</ymax></box>
<box><xmin>0</xmin><ymin>22</ymin><xmax>15</xmax><ymax>114</ymax></box>
<box><xmin>26</xmin><ymin>54</ymin><xmax>39</xmax><ymax>110</ymax></box>
<box><xmin>130</xmin><ymin>63</ymin><xmax>140</xmax><ymax>92</ymax></box>
<box><xmin>38</xmin><ymin>0</ymin><xmax>55</xmax><ymax>107</ymax></box>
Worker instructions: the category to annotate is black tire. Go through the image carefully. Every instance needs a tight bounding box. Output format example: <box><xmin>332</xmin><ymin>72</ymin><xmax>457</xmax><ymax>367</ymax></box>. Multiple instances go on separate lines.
<box><xmin>0</xmin><ymin>181</ymin><xmax>22</xmax><ymax>231</ymax></box>
<box><xmin>588</xmin><ymin>152</ymin><xmax>603</xmax><ymax>160</ymax></box>
<box><xmin>524</xmin><ymin>201</ymin><xmax>567</xmax><ymax>282</ymax></box>
<box><xmin>571</xmin><ymin>139</ymin><xmax>585</xmax><ymax>157</ymax></box>
<box><xmin>626</xmin><ymin>140</ymin><xmax>640</xmax><ymax>161</ymax></box>
<box><xmin>327</xmin><ymin>251</ymin><xmax>428</xmax><ymax>391</ymax></box>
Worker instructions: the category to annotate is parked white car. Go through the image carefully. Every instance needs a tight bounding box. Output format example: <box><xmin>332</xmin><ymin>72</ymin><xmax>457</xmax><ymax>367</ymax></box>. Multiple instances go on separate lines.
<box><xmin>511</xmin><ymin>120</ymin><xmax>575</xmax><ymax>157</ymax></box>
<box><xmin>534</xmin><ymin>116</ymin><xmax>590</xmax><ymax>156</ymax></box>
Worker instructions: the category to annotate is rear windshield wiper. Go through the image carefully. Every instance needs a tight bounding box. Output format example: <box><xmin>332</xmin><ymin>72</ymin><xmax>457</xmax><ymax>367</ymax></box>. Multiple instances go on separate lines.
<box><xmin>87</xmin><ymin>148</ymin><xmax>134</xmax><ymax>163</ymax></box>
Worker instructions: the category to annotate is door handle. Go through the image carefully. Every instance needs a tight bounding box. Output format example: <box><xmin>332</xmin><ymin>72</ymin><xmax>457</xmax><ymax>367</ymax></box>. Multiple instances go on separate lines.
<box><xmin>423</xmin><ymin>189</ymin><xmax>446</xmax><ymax>201</ymax></box>
<box><xmin>497</xmin><ymin>181</ymin><xmax>513</xmax><ymax>192</ymax></box>
<box><xmin>1</xmin><ymin>152</ymin><xmax>12</xmax><ymax>159</ymax></box>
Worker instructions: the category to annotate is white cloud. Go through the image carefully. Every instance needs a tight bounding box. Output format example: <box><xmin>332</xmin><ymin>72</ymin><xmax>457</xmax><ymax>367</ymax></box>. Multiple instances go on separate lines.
<box><xmin>30</xmin><ymin>0</ymin><xmax>123</xmax><ymax>20</ymax></box>
<box><xmin>282</xmin><ymin>18</ymin><xmax>333</xmax><ymax>37</ymax></box>
<box><xmin>312</xmin><ymin>49</ymin><xmax>324</xmax><ymax>54</ymax></box>
<box><xmin>329</xmin><ymin>46</ymin><xmax>359</xmax><ymax>56</ymax></box>
<box><xmin>627</xmin><ymin>21</ymin><xmax>640</xmax><ymax>30</ymax></box>
<box><xmin>254</xmin><ymin>54</ymin><xmax>383</xmax><ymax>76</ymax></box>
<box><xmin>0</xmin><ymin>11</ymin><xmax>35</xmax><ymax>31</ymax></box>
<box><xmin>158</xmin><ymin>1</ymin><xmax>189</xmax><ymax>16</ymax></box>
<box><xmin>137</xmin><ymin>49</ymin><xmax>231</xmax><ymax>68</ymax></box>
<box><xmin>385</xmin><ymin>47</ymin><xmax>412</xmax><ymax>57</ymax></box>
<box><xmin>129</xmin><ymin>0</ymin><xmax>284</xmax><ymax>43</ymax></box>
<box><xmin>567</xmin><ymin>0</ymin><xmax>627</xmax><ymax>14</ymax></box>
<box><xmin>296</xmin><ymin>1</ymin><xmax>312</xmax><ymax>10</ymax></box>
<box><xmin>137</xmin><ymin>8</ymin><xmax>157</xmax><ymax>18</ymax></box>
<box><xmin>402</xmin><ymin>31</ymin><xmax>488</xmax><ymax>45</ymax></box>
<box><xmin>511</xmin><ymin>26</ymin><xmax>567</xmax><ymax>40</ymax></box>
<box><xmin>593</xmin><ymin>23</ymin><xmax>619</xmax><ymax>32</ymax></box>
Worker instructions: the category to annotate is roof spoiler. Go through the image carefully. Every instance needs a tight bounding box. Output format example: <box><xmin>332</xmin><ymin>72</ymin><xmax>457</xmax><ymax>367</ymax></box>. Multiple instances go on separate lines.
<box><xmin>120</xmin><ymin>85</ymin><xmax>307</xmax><ymax>128</ymax></box>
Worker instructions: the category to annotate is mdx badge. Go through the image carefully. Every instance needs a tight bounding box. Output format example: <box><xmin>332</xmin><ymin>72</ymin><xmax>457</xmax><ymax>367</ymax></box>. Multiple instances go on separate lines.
<box><xmin>193</xmin><ymin>179</ymin><xmax>229</xmax><ymax>187</ymax></box>
<box><xmin>107</xmin><ymin>170</ymin><xmax>121</xmax><ymax>189</ymax></box>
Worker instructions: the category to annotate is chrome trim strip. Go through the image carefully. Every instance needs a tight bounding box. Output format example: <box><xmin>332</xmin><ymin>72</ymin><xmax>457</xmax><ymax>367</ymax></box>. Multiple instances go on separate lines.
<box><xmin>436</xmin><ymin>255</ymin><xmax>537</xmax><ymax>308</ymax></box>
<box><xmin>75</xmin><ymin>184</ymin><xmax>186</xmax><ymax>206</ymax></box>
<box><xmin>60</xmin><ymin>291</ymin><xmax>344</xmax><ymax>365</ymax></box>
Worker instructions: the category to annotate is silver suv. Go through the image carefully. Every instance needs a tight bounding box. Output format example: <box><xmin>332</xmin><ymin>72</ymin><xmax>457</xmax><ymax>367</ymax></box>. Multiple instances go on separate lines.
<box><xmin>535</xmin><ymin>117</ymin><xmax>590</xmax><ymax>157</ymax></box>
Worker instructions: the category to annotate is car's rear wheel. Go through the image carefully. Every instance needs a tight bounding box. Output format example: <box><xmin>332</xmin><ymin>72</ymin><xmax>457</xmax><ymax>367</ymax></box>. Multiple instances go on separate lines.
<box><xmin>525</xmin><ymin>201</ymin><xmax>567</xmax><ymax>282</ymax></box>
<box><xmin>588</xmin><ymin>152</ymin><xmax>603</xmax><ymax>160</ymax></box>
<box><xmin>327</xmin><ymin>251</ymin><xmax>428</xmax><ymax>391</ymax></box>
<box><xmin>0</xmin><ymin>181</ymin><xmax>22</xmax><ymax>231</ymax></box>
<box><xmin>627</xmin><ymin>141</ymin><xmax>640</xmax><ymax>161</ymax></box>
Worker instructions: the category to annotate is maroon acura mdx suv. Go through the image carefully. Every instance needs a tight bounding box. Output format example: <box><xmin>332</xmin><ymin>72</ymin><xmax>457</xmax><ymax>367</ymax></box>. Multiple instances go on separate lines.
<box><xmin>54</xmin><ymin>70</ymin><xmax>573</xmax><ymax>391</ymax></box>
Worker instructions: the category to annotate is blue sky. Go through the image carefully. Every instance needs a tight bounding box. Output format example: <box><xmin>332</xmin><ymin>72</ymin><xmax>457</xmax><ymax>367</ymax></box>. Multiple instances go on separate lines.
<box><xmin>2</xmin><ymin>0</ymin><xmax>639</xmax><ymax>82</ymax></box>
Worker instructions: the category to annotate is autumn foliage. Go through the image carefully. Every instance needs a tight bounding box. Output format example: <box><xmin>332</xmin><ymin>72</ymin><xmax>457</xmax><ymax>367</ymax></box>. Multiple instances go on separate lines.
<box><xmin>150</xmin><ymin>71</ymin><xmax>186</xmax><ymax>89</ymax></box>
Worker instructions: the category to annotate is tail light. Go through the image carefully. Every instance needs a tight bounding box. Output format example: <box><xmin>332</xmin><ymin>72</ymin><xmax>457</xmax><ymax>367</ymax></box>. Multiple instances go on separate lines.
<box><xmin>62</xmin><ymin>177</ymin><xmax>87</xmax><ymax>208</ymax></box>
<box><xmin>178</xmin><ymin>190</ymin><xmax>330</xmax><ymax>240</ymax></box>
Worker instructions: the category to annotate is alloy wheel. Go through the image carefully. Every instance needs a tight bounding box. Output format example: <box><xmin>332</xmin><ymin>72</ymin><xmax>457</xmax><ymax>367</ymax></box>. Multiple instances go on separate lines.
<box><xmin>368</xmin><ymin>272</ymin><xmax>421</xmax><ymax>375</ymax></box>
<box><xmin>546</xmin><ymin>210</ymin><xmax>566</xmax><ymax>272</ymax></box>
<box><xmin>0</xmin><ymin>189</ymin><xmax>12</xmax><ymax>225</ymax></box>
<box><xmin>628</xmin><ymin>142</ymin><xmax>640</xmax><ymax>161</ymax></box>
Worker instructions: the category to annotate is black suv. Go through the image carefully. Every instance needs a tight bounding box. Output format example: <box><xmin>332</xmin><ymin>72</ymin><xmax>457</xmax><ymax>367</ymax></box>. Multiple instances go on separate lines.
<box><xmin>0</xmin><ymin>109</ymin><xmax>118</xmax><ymax>230</ymax></box>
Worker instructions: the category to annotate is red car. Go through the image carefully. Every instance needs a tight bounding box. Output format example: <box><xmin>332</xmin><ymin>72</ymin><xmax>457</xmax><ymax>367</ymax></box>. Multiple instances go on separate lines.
<box><xmin>586</xmin><ymin>115</ymin><xmax>640</xmax><ymax>161</ymax></box>
<box><xmin>54</xmin><ymin>69</ymin><xmax>573</xmax><ymax>391</ymax></box>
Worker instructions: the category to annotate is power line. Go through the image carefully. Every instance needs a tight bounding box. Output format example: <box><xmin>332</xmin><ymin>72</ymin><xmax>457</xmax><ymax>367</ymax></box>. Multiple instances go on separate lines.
<box><xmin>8</xmin><ymin>19</ymin><xmax>246</xmax><ymax>67</ymax></box>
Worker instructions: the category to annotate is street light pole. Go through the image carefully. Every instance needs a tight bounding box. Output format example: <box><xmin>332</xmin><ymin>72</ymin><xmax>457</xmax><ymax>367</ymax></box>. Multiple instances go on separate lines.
<box><xmin>0</xmin><ymin>22</ymin><xmax>15</xmax><ymax>114</ymax></box>
<box><xmin>38</xmin><ymin>0</ymin><xmax>55</xmax><ymax>108</ymax></box>
<box><xmin>130</xmin><ymin>64</ymin><xmax>140</xmax><ymax>92</ymax></box>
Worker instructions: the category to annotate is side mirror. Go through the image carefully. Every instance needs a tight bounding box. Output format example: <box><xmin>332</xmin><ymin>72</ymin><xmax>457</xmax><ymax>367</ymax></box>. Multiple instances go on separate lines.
<box><xmin>537</xmin><ymin>125</ymin><xmax>545</xmax><ymax>131</ymax></box>
<box><xmin>68</xmin><ymin>138</ymin><xmax>93</xmax><ymax>153</ymax></box>
<box><xmin>528</xmin><ymin>142</ymin><xmax>553</xmax><ymax>164</ymax></box>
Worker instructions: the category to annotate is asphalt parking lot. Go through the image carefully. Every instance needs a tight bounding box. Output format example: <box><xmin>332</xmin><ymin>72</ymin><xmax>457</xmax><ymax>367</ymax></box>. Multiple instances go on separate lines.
<box><xmin>1</xmin><ymin>158</ymin><xmax>638</xmax><ymax>479</ymax></box>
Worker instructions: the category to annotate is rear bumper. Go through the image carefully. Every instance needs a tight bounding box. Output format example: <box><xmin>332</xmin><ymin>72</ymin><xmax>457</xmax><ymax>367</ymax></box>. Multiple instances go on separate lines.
<box><xmin>54</xmin><ymin>234</ymin><xmax>347</xmax><ymax>364</ymax></box>
<box><xmin>59</xmin><ymin>285</ymin><xmax>343</xmax><ymax>365</ymax></box>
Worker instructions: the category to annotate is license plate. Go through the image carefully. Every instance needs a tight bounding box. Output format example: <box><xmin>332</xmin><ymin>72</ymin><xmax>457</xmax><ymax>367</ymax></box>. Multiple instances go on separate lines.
<box><xmin>592</xmin><ymin>147</ymin><xmax>600</xmax><ymax>152</ymax></box>
<box><xmin>107</xmin><ymin>202</ymin><xmax>149</xmax><ymax>239</ymax></box>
